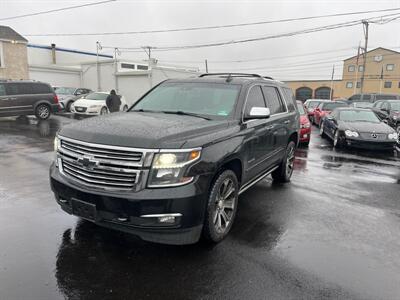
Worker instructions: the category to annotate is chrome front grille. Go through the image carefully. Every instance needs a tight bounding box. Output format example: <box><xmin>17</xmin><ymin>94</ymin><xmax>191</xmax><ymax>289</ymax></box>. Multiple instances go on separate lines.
<box><xmin>359</xmin><ymin>132</ymin><xmax>387</xmax><ymax>141</ymax></box>
<box><xmin>57</xmin><ymin>136</ymin><xmax>150</xmax><ymax>190</ymax></box>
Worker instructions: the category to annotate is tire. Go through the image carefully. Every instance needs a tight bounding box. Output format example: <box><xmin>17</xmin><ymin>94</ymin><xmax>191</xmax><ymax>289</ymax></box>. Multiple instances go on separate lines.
<box><xmin>272</xmin><ymin>140</ymin><xmax>296</xmax><ymax>183</ymax></box>
<box><xmin>66</xmin><ymin>101</ymin><xmax>73</xmax><ymax>112</ymax></box>
<box><xmin>302</xmin><ymin>140</ymin><xmax>310</xmax><ymax>147</ymax></box>
<box><xmin>123</xmin><ymin>105</ymin><xmax>128</xmax><ymax>111</ymax></box>
<box><xmin>319</xmin><ymin>122</ymin><xmax>326</xmax><ymax>137</ymax></box>
<box><xmin>35</xmin><ymin>104</ymin><xmax>51</xmax><ymax>120</ymax></box>
<box><xmin>333</xmin><ymin>130</ymin><xmax>343</xmax><ymax>148</ymax></box>
<box><xmin>396</xmin><ymin>124</ymin><xmax>400</xmax><ymax>136</ymax></box>
<box><xmin>309</xmin><ymin>116</ymin><xmax>314</xmax><ymax>124</ymax></box>
<box><xmin>100</xmin><ymin>107</ymin><xmax>108</xmax><ymax>115</ymax></box>
<box><xmin>202</xmin><ymin>170</ymin><xmax>239</xmax><ymax>243</ymax></box>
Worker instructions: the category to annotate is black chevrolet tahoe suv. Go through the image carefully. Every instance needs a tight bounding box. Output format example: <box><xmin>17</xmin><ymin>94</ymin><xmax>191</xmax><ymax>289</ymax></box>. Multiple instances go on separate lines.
<box><xmin>50</xmin><ymin>73</ymin><xmax>300</xmax><ymax>245</ymax></box>
<box><xmin>0</xmin><ymin>80</ymin><xmax>59</xmax><ymax>119</ymax></box>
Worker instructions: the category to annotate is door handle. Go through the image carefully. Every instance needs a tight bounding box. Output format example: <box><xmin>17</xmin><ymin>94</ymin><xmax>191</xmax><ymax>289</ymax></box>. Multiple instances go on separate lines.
<box><xmin>283</xmin><ymin>120</ymin><xmax>290</xmax><ymax>124</ymax></box>
<box><xmin>9</xmin><ymin>97</ymin><xmax>17</xmax><ymax>100</ymax></box>
<box><xmin>1</xmin><ymin>98</ymin><xmax>10</xmax><ymax>101</ymax></box>
<box><xmin>266</xmin><ymin>125</ymin><xmax>274</xmax><ymax>130</ymax></box>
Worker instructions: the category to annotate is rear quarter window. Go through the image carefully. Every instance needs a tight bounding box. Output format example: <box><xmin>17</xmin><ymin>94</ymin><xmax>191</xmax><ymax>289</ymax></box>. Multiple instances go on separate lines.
<box><xmin>281</xmin><ymin>87</ymin><xmax>296</xmax><ymax>112</ymax></box>
<box><xmin>32</xmin><ymin>83</ymin><xmax>52</xmax><ymax>94</ymax></box>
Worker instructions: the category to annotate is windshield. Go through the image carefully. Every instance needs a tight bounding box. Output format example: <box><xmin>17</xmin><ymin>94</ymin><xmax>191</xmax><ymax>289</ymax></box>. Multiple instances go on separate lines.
<box><xmin>55</xmin><ymin>87</ymin><xmax>76</xmax><ymax>95</ymax></box>
<box><xmin>390</xmin><ymin>102</ymin><xmax>400</xmax><ymax>111</ymax></box>
<box><xmin>338</xmin><ymin>110</ymin><xmax>380</xmax><ymax>123</ymax></box>
<box><xmin>306</xmin><ymin>101</ymin><xmax>320</xmax><ymax>108</ymax></box>
<box><xmin>322</xmin><ymin>102</ymin><xmax>347</xmax><ymax>110</ymax></box>
<box><xmin>84</xmin><ymin>92</ymin><xmax>108</xmax><ymax>101</ymax></box>
<box><xmin>296</xmin><ymin>102</ymin><xmax>306</xmax><ymax>115</ymax></box>
<box><xmin>133</xmin><ymin>82</ymin><xmax>240</xmax><ymax>118</ymax></box>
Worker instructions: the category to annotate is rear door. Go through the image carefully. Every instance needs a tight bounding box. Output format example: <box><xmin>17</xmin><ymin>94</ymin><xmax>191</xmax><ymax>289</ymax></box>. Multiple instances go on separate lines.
<box><xmin>5</xmin><ymin>83</ymin><xmax>35</xmax><ymax>115</ymax></box>
<box><xmin>262</xmin><ymin>86</ymin><xmax>291</xmax><ymax>160</ymax></box>
<box><xmin>242</xmin><ymin>85</ymin><xmax>275</xmax><ymax>182</ymax></box>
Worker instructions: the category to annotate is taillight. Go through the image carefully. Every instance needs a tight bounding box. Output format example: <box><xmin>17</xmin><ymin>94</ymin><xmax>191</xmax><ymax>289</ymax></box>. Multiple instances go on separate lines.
<box><xmin>54</xmin><ymin>94</ymin><xmax>59</xmax><ymax>103</ymax></box>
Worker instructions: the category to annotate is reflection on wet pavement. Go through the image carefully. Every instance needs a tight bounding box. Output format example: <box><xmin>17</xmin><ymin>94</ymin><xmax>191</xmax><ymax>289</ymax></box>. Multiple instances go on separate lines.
<box><xmin>1</xmin><ymin>117</ymin><xmax>400</xmax><ymax>299</ymax></box>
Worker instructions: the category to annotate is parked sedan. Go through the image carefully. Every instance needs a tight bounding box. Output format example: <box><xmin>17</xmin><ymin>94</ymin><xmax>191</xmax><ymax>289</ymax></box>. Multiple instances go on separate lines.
<box><xmin>303</xmin><ymin>99</ymin><xmax>329</xmax><ymax>124</ymax></box>
<box><xmin>55</xmin><ymin>87</ymin><xmax>92</xmax><ymax>112</ymax></box>
<box><xmin>320</xmin><ymin>108</ymin><xmax>398</xmax><ymax>150</ymax></box>
<box><xmin>296</xmin><ymin>101</ymin><xmax>311</xmax><ymax>146</ymax></box>
<box><xmin>314</xmin><ymin>101</ymin><xmax>348</xmax><ymax>127</ymax></box>
<box><xmin>70</xmin><ymin>92</ymin><xmax>129</xmax><ymax>116</ymax></box>
<box><xmin>372</xmin><ymin>100</ymin><xmax>400</xmax><ymax>134</ymax></box>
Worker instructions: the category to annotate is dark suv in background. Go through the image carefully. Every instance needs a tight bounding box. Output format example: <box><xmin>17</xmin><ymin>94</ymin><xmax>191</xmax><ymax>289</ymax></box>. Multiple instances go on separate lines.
<box><xmin>50</xmin><ymin>73</ymin><xmax>300</xmax><ymax>245</ymax></box>
<box><xmin>372</xmin><ymin>99</ymin><xmax>400</xmax><ymax>134</ymax></box>
<box><xmin>347</xmin><ymin>93</ymin><xmax>400</xmax><ymax>104</ymax></box>
<box><xmin>0</xmin><ymin>80</ymin><xmax>59</xmax><ymax>120</ymax></box>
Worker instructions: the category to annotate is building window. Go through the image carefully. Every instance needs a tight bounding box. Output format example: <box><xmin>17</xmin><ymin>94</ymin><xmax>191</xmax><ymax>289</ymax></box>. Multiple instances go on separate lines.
<box><xmin>315</xmin><ymin>87</ymin><xmax>331</xmax><ymax>99</ymax></box>
<box><xmin>348</xmin><ymin>65</ymin><xmax>355</xmax><ymax>72</ymax></box>
<box><xmin>356</xmin><ymin>81</ymin><xmax>361</xmax><ymax>88</ymax></box>
<box><xmin>295</xmin><ymin>87</ymin><xmax>313</xmax><ymax>101</ymax></box>
<box><xmin>358</xmin><ymin>65</ymin><xmax>364</xmax><ymax>72</ymax></box>
<box><xmin>384</xmin><ymin>81</ymin><xmax>392</xmax><ymax>88</ymax></box>
<box><xmin>121</xmin><ymin>63</ymin><xmax>135</xmax><ymax>69</ymax></box>
<box><xmin>0</xmin><ymin>42</ymin><xmax>4</xmax><ymax>68</ymax></box>
<box><xmin>346</xmin><ymin>82</ymin><xmax>353</xmax><ymax>88</ymax></box>
<box><xmin>386</xmin><ymin>64</ymin><xmax>394</xmax><ymax>71</ymax></box>
<box><xmin>137</xmin><ymin>65</ymin><xmax>149</xmax><ymax>70</ymax></box>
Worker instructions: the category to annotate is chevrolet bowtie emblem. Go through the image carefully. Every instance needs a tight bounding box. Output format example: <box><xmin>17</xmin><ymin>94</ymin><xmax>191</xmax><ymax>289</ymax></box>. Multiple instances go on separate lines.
<box><xmin>77</xmin><ymin>156</ymin><xmax>99</xmax><ymax>169</ymax></box>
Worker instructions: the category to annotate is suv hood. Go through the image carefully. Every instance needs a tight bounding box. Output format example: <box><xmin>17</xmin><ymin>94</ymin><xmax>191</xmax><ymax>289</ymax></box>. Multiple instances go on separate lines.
<box><xmin>59</xmin><ymin>112</ymin><xmax>231</xmax><ymax>149</ymax></box>
<box><xmin>339</xmin><ymin>121</ymin><xmax>394</xmax><ymax>134</ymax></box>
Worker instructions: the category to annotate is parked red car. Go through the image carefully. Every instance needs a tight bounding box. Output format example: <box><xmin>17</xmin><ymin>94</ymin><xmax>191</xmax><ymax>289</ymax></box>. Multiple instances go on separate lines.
<box><xmin>303</xmin><ymin>99</ymin><xmax>329</xmax><ymax>124</ymax></box>
<box><xmin>296</xmin><ymin>101</ymin><xmax>311</xmax><ymax>146</ymax></box>
<box><xmin>314</xmin><ymin>101</ymin><xmax>348</xmax><ymax>127</ymax></box>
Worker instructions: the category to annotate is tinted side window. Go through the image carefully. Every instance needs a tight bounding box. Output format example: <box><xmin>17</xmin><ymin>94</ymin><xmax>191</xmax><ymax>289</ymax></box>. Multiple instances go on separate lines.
<box><xmin>0</xmin><ymin>84</ymin><xmax>6</xmax><ymax>96</ymax></box>
<box><xmin>32</xmin><ymin>83</ymin><xmax>51</xmax><ymax>94</ymax></box>
<box><xmin>349</xmin><ymin>94</ymin><xmax>361</xmax><ymax>101</ymax></box>
<box><xmin>262</xmin><ymin>86</ymin><xmax>285</xmax><ymax>114</ymax></box>
<box><xmin>281</xmin><ymin>87</ymin><xmax>296</xmax><ymax>112</ymax></box>
<box><xmin>6</xmin><ymin>83</ymin><xmax>20</xmax><ymax>95</ymax></box>
<box><xmin>245</xmin><ymin>86</ymin><xmax>266</xmax><ymax>115</ymax></box>
<box><xmin>362</xmin><ymin>94</ymin><xmax>372</xmax><ymax>101</ymax></box>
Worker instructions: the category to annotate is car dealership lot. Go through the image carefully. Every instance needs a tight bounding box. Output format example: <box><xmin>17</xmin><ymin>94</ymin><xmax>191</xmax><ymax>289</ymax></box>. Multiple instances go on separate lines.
<box><xmin>1</xmin><ymin>115</ymin><xmax>400</xmax><ymax>300</ymax></box>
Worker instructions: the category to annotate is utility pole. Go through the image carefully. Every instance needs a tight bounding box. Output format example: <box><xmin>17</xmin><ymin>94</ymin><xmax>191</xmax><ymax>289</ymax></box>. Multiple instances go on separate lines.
<box><xmin>114</xmin><ymin>47</ymin><xmax>121</xmax><ymax>93</ymax></box>
<box><xmin>96</xmin><ymin>41</ymin><xmax>102</xmax><ymax>91</ymax></box>
<box><xmin>205</xmin><ymin>59</ymin><xmax>208</xmax><ymax>73</ymax></box>
<box><xmin>143</xmin><ymin>46</ymin><xmax>154</xmax><ymax>88</ymax></box>
<box><xmin>330</xmin><ymin>64</ymin><xmax>335</xmax><ymax>100</ymax></box>
<box><xmin>360</xmin><ymin>21</ymin><xmax>369</xmax><ymax>94</ymax></box>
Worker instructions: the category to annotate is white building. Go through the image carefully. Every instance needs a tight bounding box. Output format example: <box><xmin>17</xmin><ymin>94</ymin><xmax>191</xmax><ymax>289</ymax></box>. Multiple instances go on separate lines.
<box><xmin>27</xmin><ymin>44</ymin><xmax>199</xmax><ymax>105</ymax></box>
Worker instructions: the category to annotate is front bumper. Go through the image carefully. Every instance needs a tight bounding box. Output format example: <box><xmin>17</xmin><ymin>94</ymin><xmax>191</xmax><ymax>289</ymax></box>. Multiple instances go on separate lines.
<box><xmin>49</xmin><ymin>163</ymin><xmax>208</xmax><ymax>245</ymax></box>
<box><xmin>344</xmin><ymin>138</ymin><xmax>397</xmax><ymax>150</ymax></box>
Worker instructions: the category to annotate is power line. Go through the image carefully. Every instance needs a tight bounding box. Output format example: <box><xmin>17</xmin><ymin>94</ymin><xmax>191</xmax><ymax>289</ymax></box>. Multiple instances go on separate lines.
<box><xmin>100</xmin><ymin>12</ymin><xmax>400</xmax><ymax>52</ymax></box>
<box><xmin>23</xmin><ymin>7</ymin><xmax>400</xmax><ymax>36</ymax></box>
<box><xmin>0</xmin><ymin>0</ymin><xmax>116</xmax><ymax>21</ymax></box>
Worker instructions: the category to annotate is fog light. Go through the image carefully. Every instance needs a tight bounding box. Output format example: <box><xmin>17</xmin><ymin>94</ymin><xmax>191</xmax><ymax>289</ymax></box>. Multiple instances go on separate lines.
<box><xmin>158</xmin><ymin>216</ymin><xmax>176</xmax><ymax>223</ymax></box>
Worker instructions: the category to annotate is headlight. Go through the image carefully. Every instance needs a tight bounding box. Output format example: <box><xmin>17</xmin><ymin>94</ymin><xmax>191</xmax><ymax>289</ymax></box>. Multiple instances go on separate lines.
<box><xmin>148</xmin><ymin>149</ymin><xmax>201</xmax><ymax>187</ymax></box>
<box><xmin>345</xmin><ymin>130</ymin><xmax>359</xmax><ymax>137</ymax></box>
<box><xmin>388</xmin><ymin>132</ymin><xmax>398</xmax><ymax>140</ymax></box>
<box><xmin>301</xmin><ymin>122</ymin><xmax>311</xmax><ymax>129</ymax></box>
<box><xmin>54</xmin><ymin>136</ymin><xmax>60</xmax><ymax>152</ymax></box>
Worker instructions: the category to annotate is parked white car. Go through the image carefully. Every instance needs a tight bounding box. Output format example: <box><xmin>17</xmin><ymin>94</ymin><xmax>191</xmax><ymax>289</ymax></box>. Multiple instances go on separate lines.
<box><xmin>70</xmin><ymin>92</ymin><xmax>129</xmax><ymax>115</ymax></box>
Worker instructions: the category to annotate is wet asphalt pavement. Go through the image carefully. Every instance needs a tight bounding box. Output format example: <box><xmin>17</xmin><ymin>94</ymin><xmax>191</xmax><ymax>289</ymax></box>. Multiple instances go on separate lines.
<box><xmin>0</xmin><ymin>115</ymin><xmax>400</xmax><ymax>300</ymax></box>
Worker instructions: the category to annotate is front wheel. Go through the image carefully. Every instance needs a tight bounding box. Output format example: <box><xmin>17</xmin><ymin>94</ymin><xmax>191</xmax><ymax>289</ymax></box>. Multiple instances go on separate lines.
<box><xmin>66</xmin><ymin>101</ymin><xmax>73</xmax><ymax>112</ymax></box>
<box><xmin>100</xmin><ymin>107</ymin><xmax>108</xmax><ymax>115</ymax></box>
<box><xmin>320</xmin><ymin>122</ymin><xmax>326</xmax><ymax>137</ymax></box>
<box><xmin>333</xmin><ymin>130</ymin><xmax>343</xmax><ymax>148</ymax></box>
<box><xmin>272</xmin><ymin>140</ymin><xmax>296</xmax><ymax>183</ymax></box>
<box><xmin>123</xmin><ymin>105</ymin><xmax>128</xmax><ymax>111</ymax></box>
<box><xmin>35</xmin><ymin>104</ymin><xmax>51</xmax><ymax>120</ymax></box>
<box><xmin>202</xmin><ymin>170</ymin><xmax>239</xmax><ymax>243</ymax></box>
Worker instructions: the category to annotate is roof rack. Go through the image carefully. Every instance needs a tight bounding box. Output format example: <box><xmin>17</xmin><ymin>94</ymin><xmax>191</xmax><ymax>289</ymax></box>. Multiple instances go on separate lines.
<box><xmin>199</xmin><ymin>73</ymin><xmax>264</xmax><ymax>79</ymax></box>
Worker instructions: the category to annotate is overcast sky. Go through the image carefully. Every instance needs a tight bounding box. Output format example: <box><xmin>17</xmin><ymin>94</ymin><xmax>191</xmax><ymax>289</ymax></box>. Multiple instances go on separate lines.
<box><xmin>1</xmin><ymin>0</ymin><xmax>399</xmax><ymax>80</ymax></box>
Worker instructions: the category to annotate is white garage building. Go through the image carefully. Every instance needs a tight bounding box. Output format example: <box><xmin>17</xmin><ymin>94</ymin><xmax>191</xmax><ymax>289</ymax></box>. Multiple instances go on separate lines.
<box><xmin>27</xmin><ymin>44</ymin><xmax>199</xmax><ymax>105</ymax></box>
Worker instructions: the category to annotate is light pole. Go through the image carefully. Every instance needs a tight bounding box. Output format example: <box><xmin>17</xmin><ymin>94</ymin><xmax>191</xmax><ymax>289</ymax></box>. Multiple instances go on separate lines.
<box><xmin>114</xmin><ymin>47</ymin><xmax>121</xmax><ymax>93</ymax></box>
<box><xmin>360</xmin><ymin>21</ymin><xmax>369</xmax><ymax>94</ymax></box>
<box><xmin>96</xmin><ymin>41</ymin><xmax>102</xmax><ymax>91</ymax></box>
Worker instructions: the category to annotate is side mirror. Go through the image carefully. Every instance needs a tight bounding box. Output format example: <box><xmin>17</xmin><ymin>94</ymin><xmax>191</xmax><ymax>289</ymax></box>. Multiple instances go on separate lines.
<box><xmin>75</xmin><ymin>91</ymin><xmax>82</xmax><ymax>96</ymax></box>
<box><xmin>245</xmin><ymin>107</ymin><xmax>271</xmax><ymax>120</ymax></box>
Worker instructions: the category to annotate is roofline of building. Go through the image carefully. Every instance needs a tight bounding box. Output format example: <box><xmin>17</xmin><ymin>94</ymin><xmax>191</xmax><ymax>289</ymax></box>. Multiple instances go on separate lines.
<box><xmin>343</xmin><ymin>47</ymin><xmax>400</xmax><ymax>61</ymax></box>
<box><xmin>0</xmin><ymin>38</ymin><xmax>27</xmax><ymax>44</ymax></box>
<box><xmin>283</xmin><ymin>79</ymin><xmax>342</xmax><ymax>82</ymax></box>
<box><xmin>27</xmin><ymin>43</ymin><xmax>113</xmax><ymax>58</ymax></box>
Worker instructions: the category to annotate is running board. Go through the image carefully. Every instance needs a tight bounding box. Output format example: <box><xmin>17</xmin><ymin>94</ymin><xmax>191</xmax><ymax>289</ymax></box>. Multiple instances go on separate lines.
<box><xmin>238</xmin><ymin>166</ymin><xmax>279</xmax><ymax>195</ymax></box>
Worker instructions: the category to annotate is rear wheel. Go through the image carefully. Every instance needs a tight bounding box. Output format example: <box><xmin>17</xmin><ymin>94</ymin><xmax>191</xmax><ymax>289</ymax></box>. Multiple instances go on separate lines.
<box><xmin>35</xmin><ymin>104</ymin><xmax>51</xmax><ymax>120</ymax></box>
<box><xmin>319</xmin><ymin>122</ymin><xmax>326</xmax><ymax>137</ymax></box>
<box><xmin>202</xmin><ymin>170</ymin><xmax>239</xmax><ymax>243</ymax></box>
<box><xmin>272</xmin><ymin>140</ymin><xmax>296</xmax><ymax>183</ymax></box>
<box><xmin>123</xmin><ymin>105</ymin><xmax>128</xmax><ymax>111</ymax></box>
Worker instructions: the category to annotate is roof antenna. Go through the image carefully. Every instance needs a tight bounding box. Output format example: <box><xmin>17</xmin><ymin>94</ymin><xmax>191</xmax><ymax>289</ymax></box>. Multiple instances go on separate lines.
<box><xmin>226</xmin><ymin>73</ymin><xmax>233</xmax><ymax>83</ymax></box>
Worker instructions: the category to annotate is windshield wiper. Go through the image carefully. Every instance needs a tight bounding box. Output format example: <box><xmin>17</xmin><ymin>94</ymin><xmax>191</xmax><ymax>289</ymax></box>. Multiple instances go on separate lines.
<box><xmin>162</xmin><ymin>111</ymin><xmax>212</xmax><ymax>120</ymax></box>
<box><xmin>131</xmin><ymin>109</ymin><xmax>159</xmax><ymax>113</ymax></box>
